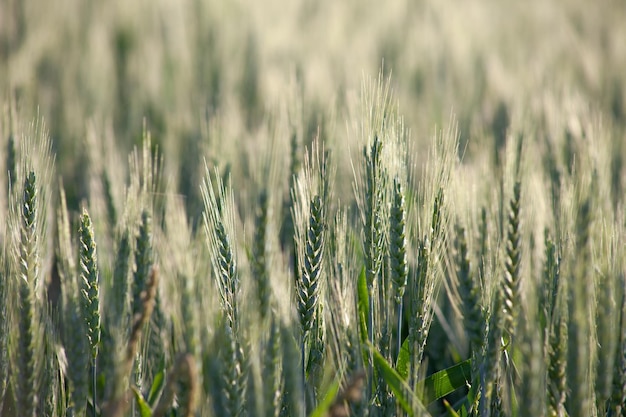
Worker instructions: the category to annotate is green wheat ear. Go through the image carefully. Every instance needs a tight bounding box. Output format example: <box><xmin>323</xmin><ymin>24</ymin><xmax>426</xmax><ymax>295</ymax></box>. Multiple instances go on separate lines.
<box><xmin>79</xmin><ymin>209</ymin><xmax>101</xmax><ymax>416</ymax></box>
<box><xmin>389</xmin><ymin>176</ymin><xmax>407</xmax><ymax>362</ymax></box>
<box><xmin>454</xmin><ymin>223</ymin><xmax>484</xmax><ymax>355</ymax></box>
<box><xmin>297</xmin><ymin>194</ymin><xmax>325</xmax><ymax>337</ymax></box>
<box><xmin>363</xmin><ymin>136</ymin><xmax>386</xmax><ymax>289</ymax></box>
<box><xmin>133</xmin><ymin>210</ymin><xmax>154</xmax><ymax>317</ymax></box>
<box><xmin>201</xmin><ymin>167</ymin><xmax>247</xmax><ymax>416</ymax></box>
<box><xmin>547</xmin><ymin>302</ymin><xmax>568</xmax><ymax>417</ymax></box>
<box><xmin>389</xmin><ymin>177</ymin><xmax>407</xmax><ymax>304</ymax></box>
<box><xmin>11</xmin><ymin>172</ymin><xmax>41</xmax><ymax>417</ymax></box>
<box><xmin>79</xmin><ymin>209</ymin><xmax>100</xmax><ymax>360</ymax></box>
<box><xmin>502</xmin><ymin>180</ymin><xmax>522</xmax><ymax>339</ymax></box>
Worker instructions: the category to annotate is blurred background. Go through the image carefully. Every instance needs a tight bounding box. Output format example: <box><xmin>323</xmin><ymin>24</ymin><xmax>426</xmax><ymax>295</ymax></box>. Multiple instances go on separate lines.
<box><xmin>1</xmin><ymin>0</ymin><xmax>625</xmax><ymax>211</ymax></box>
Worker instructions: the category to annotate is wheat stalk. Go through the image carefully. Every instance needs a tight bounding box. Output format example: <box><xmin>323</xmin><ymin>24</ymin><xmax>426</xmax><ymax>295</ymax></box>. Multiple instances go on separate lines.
<box><xmin>454</xmin><ymin>224</ymin><xmax>484</xmax><ymax>355</ymax></box>
<box><xmin>281</xmin><ymin>321</ymin><xmax>305</xmax><ymax>417</ymax></box>
<box><xmin>0</xmin><ymin>215</ymin><xmax>9</xmax><ymax>410</ymax></box>
<box><xmin>201</xmin><ymin>166</ymin><xmax>247</xmax><ymax>416</ymax></box>
<box><xmin>481</xmin><ymin>284</ymin><xmax>504</xmax><ymax>417</ymax></box>
<box><xmin>63</xmin><ymin>276</ymin><xmax>89</xmax><ymax>414</ymax></box>
<box><xmin>297</xmin><ymin>194</ymin><xmax>325</xmax><ymax>338</ymax></box>
<box><xmin>6</xmin><ymin>133</ymin><xmax>16</xmax><ymax>192</ymax></box>
<box><xmin>567</xmin><ymin>196</ymin><xmax>594</xmax><ymax>417</ymax></box>
<box><xmin>502</xmin><ymin>181</ymin><xmax>521</xmax><ymax>339</ymax></box>
<box><xmin>609</xmin><ymin>275</ymin><xmax>626</xmax><ymax>416</ymax></box>
<box><xmin>102</xmin><ymin>266</ymin><xmax>159</xmax><ymax>417</ymax></box>
<box><xmin>252</xmin><ymin>189</ymin><xmax>272</xmax><ymax>320</ymax></box>
<box><xmin>263</xmin><ymin>315</ymin><xmax>282</xmax><ymax>417</ymax></box>
<box><xmin>133</xmin><ymin>210</ymin><xmax>153</xmax><ymax>317</ymax></box>
<box><xmin>452</xmin><ymin>222</ymin><xmax>485</xmax><ymax>414</ymax></box>
<box><xmin>409</xmin><ymin>187</ymin><xmax>446</xmax><ymax>388</ymax></box>
<box><xmin>111</xmin><ymin>228</ymin><xmax>131</xmax><ymax>329</ymax></box>
<box><xmin>389</xmin><ymin>177</ymin><xmax>407</xmax><ymax>362</ymax></box>
<box><xmin>79</xmin><ymin>209</ymin><xmax>101</xmax><ymax>415</ymax></box>
<box><xmin>9</xmin><ymin>172</ymin><xmax>43</xmax><ymax>417</ymax></box>
<box><xmin>547</xmin><ymin>304</ymin><xmax>567</xmax><ymax>417</ymax></box>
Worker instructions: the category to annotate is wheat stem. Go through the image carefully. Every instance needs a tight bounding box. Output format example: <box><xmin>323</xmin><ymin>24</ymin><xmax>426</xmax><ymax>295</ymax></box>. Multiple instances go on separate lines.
<box><xmin>609</xmin><ymin>276</ymin><xmax>626</xmax><ymax>416</ymax></box>
<box><xmin>252</xmin><ymin>189</ymin><xmax>271</xmax><ymax>320</ymax></box>
<box><xmin>102</xmin><ymin>267</ymin><xmax>158</xmax><ymax>417</ymax></box>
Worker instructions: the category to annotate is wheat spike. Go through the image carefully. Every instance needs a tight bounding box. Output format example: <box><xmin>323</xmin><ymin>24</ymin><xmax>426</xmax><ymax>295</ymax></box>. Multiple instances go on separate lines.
<box><xmin>502</xmin><ymin>181</ymin><xmax>521</xmax><ymax>339</ymax></box>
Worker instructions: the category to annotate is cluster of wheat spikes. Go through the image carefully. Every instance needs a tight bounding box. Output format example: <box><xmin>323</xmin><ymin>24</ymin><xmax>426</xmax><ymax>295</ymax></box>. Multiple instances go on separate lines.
<box><xmin>1</xmin><ymin>74</ymin><xmax>626</xmax><ymax>417</ymax></box>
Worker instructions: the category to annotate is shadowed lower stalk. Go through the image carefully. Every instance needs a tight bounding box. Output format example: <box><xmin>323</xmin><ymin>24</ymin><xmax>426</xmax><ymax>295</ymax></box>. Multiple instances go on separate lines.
<box><xmin>389</xmin><ymin>177</ymin><xmax>407</xmax><ymax>363</ymax></box>
<box><xmin>0</xmin><ymin>245</ymin><xmax>8</xmax><ymax>409</ymax></box>
<box><xmin>153</xmin><ymin>354</ymin><xmax>199</xmax><ymax>417</ymax></box>
<box><xmin>101</xmin><ymin>228</ymin><xmax>132</xmax><ymax>401</ymax></box>
<box><xmin>407</xmin><ymin>188</ymin><xmax>445</xmax><ymax>393</ymax></box>
<box><xmin>79</xmin><ymin>209</ymin><xmax>100</xmax><ymax>417</ymax></box>
<box><xmin>547</xmin><ymin>304</ymin><xmax>567</xmax><ymax>417</ymax></box>
<box><xmin>567</xmin><ymin>196</ymin><xmax>594</xmax><ymax>417</ymax></box>
<box><xmin>15</xmin><ymin>272</ymin><xmax>38</xmax><ymax>417</ymax></box>
<box><xmin>112</xmin><ymin>229</ymin><xmax>131</xmax><ymax>329</ymax></box>
<box><xmin>102</xmin><ymin>267</ymin><xmax>159</xmax><ymax>417</ymax></box>
<box><xmin>281</xmin><ymin>322</ymin><xmax>305</xmax><ymax>417</ymax></box>
<box><xmin>264</xmin><ymin>316</ymin><xmax>282</xmax><ymax>417</ymax></box>
<box><xmin>594</xmin><ymin>267</ymin><xmax>616</xmax><ymax>411</ymax></box>
<box><xmin>454</xmin><ymin>223</ymin><xmax>484</xmax><ymax>407</ymax></box>
<box><xmin>541</xmin><ymin>230</ymin><xmax>566</xmax><ymax>417</ymax></box>
<box><xmin>609</xmin><ymin>275</ymin><xmax>626</xmax><ymax>416</ymax></box>
<box><xmin>481</xmin><ymin>285</ymin><xmax>503</xmax><ymax>417</ymax></box>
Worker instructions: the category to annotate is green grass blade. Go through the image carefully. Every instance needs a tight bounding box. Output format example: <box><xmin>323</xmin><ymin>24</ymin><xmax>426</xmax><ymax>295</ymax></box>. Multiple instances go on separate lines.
<box><xmin>147</xmin><ymin>369</ymin><xmax>166</xmax><ymax>406</ymax></box>
<box><xmin>396</xmin><ymin>338</ymin><xmax>469</xmax><ymax>405</ymax></box>
<box><xmin>357</xmin><ymin>266</ymin><xmax>368</xmax><ymax>344</ymax></box>
<box><xmin>132</xmin><ymin>386</ymin><xmax>154</xmax><ymax>417</ymax></box>
<box><xmin>396</xmin><ymin>337</ymin><xmax>410</xmax><ymax>379</ymax></box>
<box><xmin>371</xmin><ymin>345</ymin><xmax>428</xmax><ymax>416</ymax></box>
<box><xmin>443</xmin><ymin>399</ymin><xmax>461</xmax><ymax>417</ymax></box>
<box><xmin>421</xmin><ymin>359</ymin><xmax>471</xmax><ymax>404</ymax></box>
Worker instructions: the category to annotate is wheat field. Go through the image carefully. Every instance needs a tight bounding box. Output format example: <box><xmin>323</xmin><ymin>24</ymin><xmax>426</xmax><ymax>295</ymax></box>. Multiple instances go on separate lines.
<box><xmin>1</xmin><ymin>0</ymin><xmax>626</xmax><ymax>416</ymax></box>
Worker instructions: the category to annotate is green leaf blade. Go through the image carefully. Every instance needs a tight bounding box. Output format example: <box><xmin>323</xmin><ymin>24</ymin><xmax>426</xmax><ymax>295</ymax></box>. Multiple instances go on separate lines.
<box><xmin>132</xmin><ymin>386</ymin><xmax>154</xmax><ymax>417</ymax></box>
<box><xmin>422</xmin><ymin>359</ymin><xmax>471</xmax><ymax>405</ymax></box>
<box><xmin>357</xmin><ymin>266</ymin><xmax>369</xmax><ymax>344</ymax></box>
